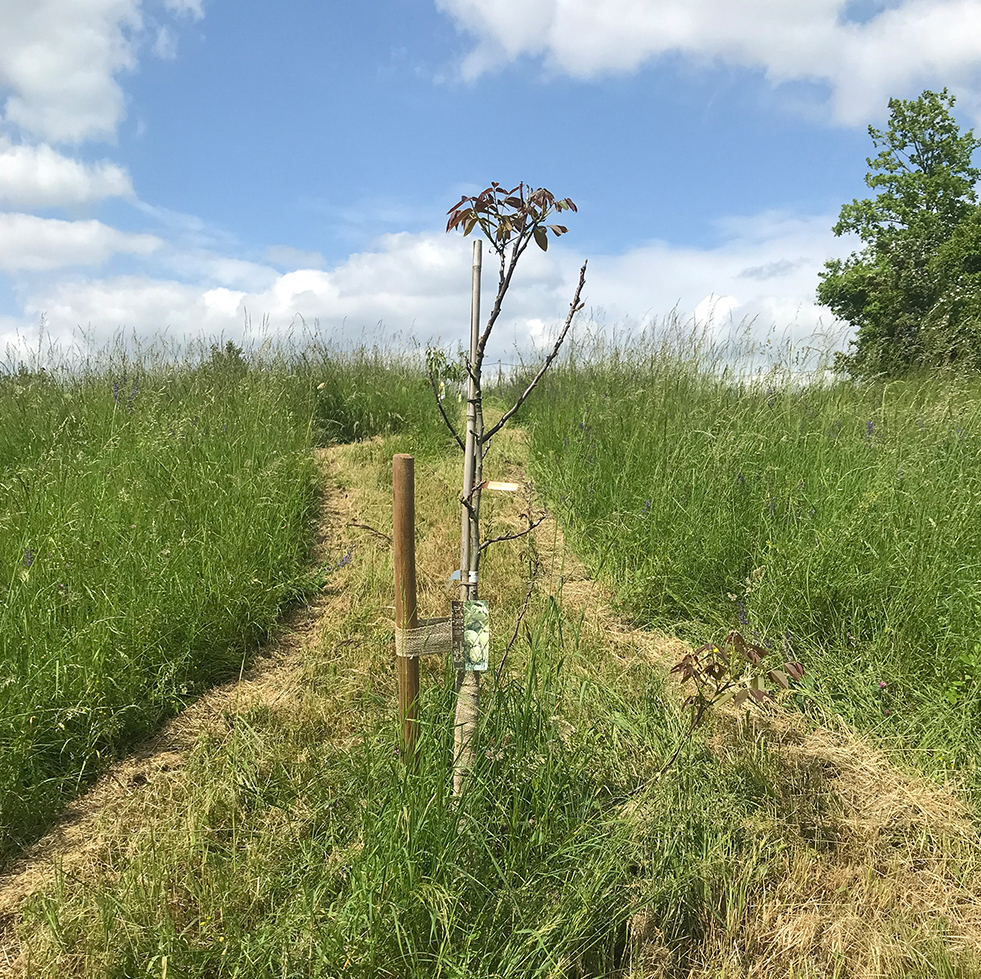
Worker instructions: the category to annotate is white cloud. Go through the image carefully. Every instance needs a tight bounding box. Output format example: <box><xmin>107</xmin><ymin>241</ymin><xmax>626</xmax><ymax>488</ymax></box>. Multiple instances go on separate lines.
<box><xmin>163</xmin><ymin>0</ymin><xmax>204</xmax><ymax>18</ymax></box>
<box><xmin>694</xmin><ymin>294</ymin><xmax>740</xmax><ymax>325</ymax></box>
<box><xmin>8</xmin><ymin>211</ymin><xmax>854</xmax><ymax>357</ymax></box>
<box><xmin>584</xmin><ymin>211</ymin><xmax>855</xmax><ymax>343</ymax></box>
<box><xmin>0</xmin><ymin>0</ymin><xmax>141</xmax><ymax>142</ymax></box>
<box><xmin>0</xmin><ymin>0</ymin><xmax>203</xmax><ymax>144</ymax></box>
<box><xmin>435</xmin><ymin>0</ymin><xmax>981</xmax><ymax>123</ymax></box>
<box><xmin>0</xmin><ymin>213</ymin><xmax>160</xmax><ymax>271</ymax></box>
<box><xmin>0</xmin><ymin>140</ymin><xmax>133</xmax><ymax>206</ymax></box>
<box><xmin>152</xmin><ymin>25</ymin><xmax>178</xmax><ymax>60</ymax></box>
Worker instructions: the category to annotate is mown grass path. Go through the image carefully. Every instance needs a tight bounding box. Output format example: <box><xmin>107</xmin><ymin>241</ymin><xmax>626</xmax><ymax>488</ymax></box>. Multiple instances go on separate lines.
<box><xmin>5</xmin><ymin>433</ymin><xmax>981</xmax><ymax>978</ymax></box>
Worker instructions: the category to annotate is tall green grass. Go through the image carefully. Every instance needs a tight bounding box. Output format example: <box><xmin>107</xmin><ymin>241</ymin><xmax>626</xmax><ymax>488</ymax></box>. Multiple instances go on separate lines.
<box><xmin>18</xmin><ymin>400</ymin><xmax>981</xmax><ymax>979</ymax></box>
<box><xmin>0</xmin><ymin>333</ymin><xmax>442</xmax><ymax>856</ymax></box>
<box><xmin>526</xmin><ymin>333</ymin><xmax>981</xmax><ymax>790</ymax></box>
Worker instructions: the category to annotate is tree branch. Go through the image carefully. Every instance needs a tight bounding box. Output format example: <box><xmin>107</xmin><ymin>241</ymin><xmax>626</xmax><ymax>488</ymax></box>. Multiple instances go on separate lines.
<box><xmin>479</xmin><ymin>512</ymin><xmax>547</xmax><ymax>553</ymax></box>
<box><xmin>483</xmin><ymin>260</ymin><xmax>587</xmax><ymax>444</ymax></box>
<box><xmin>427</xmin><ymin>368</ymin><xmax>466</xmax><ymax>451</ymax></box>
<box><xmin>495</xmin><ymin>570</ymin><xmax>537</xmax><ymax>686</ymax></box>
<box><xmin>347</xmin><ymin>521</ymin><xmax>393</xmax><ymax>545</ymax></box>
<box><xmin>477</xmin><ymin>233</ymin><xmax>535</xmax><ymax>371</ymax></box>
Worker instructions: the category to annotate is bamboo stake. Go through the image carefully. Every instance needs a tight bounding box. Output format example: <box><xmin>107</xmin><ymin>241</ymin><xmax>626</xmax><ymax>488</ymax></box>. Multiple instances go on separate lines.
<box><xmin>454</xmin><ymin>239</ymin><xmax>482</xmax><ymax>796</ymax></box>
<box><xmin>393</xmin><ymin>453</ymin><xmax>419</xmax><ymax>766</ymax></box>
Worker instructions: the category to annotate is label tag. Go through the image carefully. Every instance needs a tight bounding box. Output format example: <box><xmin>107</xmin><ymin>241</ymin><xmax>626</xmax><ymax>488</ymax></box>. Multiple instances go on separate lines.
<box><xmin>480</xmin><ymin>480</ymin><xmax>521</xmax><ymax>492</ymax></box>
<box><xmin>462</xmin><ymin>600</ymin><xmax>489</xmax><ymax>671</ymax></box>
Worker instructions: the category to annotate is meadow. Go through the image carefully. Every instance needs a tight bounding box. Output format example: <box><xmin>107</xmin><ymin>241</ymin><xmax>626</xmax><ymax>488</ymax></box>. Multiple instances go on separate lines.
<box><xmin>526</xmin><ymin>331</ymin><xmax>981</xmax><ymax>798</ymax></box>
<box><xmin>0</xmin><ymin>335</ymin><xmax>442</xmax><ymax>856</ymax></box>
<box><xmin>5</xmin><ymin>327</ymin><xmax>981</xmax><ymax>977</ymax></box>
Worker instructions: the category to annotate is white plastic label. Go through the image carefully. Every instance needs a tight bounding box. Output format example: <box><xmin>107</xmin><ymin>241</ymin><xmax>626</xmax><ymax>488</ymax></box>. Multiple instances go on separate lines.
<box><xmin>463</xmin><ymin>600</ymin><xmax>489</xmax><ymax>671</ymax></box>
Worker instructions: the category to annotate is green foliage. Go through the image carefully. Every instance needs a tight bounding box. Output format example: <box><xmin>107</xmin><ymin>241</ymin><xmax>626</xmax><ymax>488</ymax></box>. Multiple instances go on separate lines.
<box><xmin>0</xmin><ymin>336</ymin><xmax>444</xmax><ymax>856</ymax></box>
<box><xmin>307</xmin><ymin>345</ymin><xmax>449</xmax><ymax>452</ymax></box>
<box><xmin>526</xmin><ymin>335</ymin><xmax>981</xmax><ymax>794</ymax></box>
<box><xmin>0</xmin><ymin>348</ymin><xmax>328</xmax><ymax>855</ymax></box>
<box><xmin>820</xmin><ymin>89</ymin><xmax>981</xmax><ymax>377</ymax></box>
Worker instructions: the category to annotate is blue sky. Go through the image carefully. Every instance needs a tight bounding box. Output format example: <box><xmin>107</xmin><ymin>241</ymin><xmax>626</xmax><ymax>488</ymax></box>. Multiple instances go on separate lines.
<box><xmin>2</xmin><ymin>0</ymin><xmax>981</xmax><ymax>362</ymax></box>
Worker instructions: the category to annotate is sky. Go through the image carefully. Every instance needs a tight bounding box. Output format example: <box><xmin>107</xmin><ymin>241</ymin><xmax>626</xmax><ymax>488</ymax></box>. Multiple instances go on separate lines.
<box><xmin>2</xmin><ymin>0</ymin><xmax>981</xmax><ymax>365</ymax></box>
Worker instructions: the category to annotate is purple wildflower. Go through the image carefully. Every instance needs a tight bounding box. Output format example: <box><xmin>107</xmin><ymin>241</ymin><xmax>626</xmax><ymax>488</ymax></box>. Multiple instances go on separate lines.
<box><xmin>338</xmin><ymin>550</ymin><xmax>352</xmax><ymax>568</ymax></box>
<box><xmin>22</xmin><ymin>547</ymin><xmax>34</xmax><ymax>568</ymax></box>
<box><xmin>867</xmin><ymin>419</ymin><xmax>874</xmax><ymax>437</ymax></box>
<box><xmin>736</xmin><ymin>600</ymin><xmax>749</xmax><ymax>626</ymax></box>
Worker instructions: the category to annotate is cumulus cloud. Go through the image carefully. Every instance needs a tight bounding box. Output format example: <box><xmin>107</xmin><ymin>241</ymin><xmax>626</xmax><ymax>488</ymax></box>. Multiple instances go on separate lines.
<box><xmin>435</xmin><ymin>0</ymin><xmax>981</xmax><ymax>123</ymax></box>
<box><xmin>584</xmin><ymin>210</ymin><xmax>855</xmax><ymax>343</ymax></box>
<box><xmin>0</xmin><ymin>0</ymin><xmax>141</xmax><ymax>143</ymax></box>
<box><xmin>7</xmin><ymin>211</ymin><xmax>853</xmax><ymax>358</ymax></box>
<box><xmin>0</xmin><ymin>0</ymin><xmax>202</xmax><ymax>144</ymax></box>
<box><xmin>0</xmin><ymin>213</ymin><xmax>160</xmax><ymax>271</ymax></box>
<box><xmin>0</xmin><ymin>140</ymin><xmax>133</xmax><ymax>206</ymax></box>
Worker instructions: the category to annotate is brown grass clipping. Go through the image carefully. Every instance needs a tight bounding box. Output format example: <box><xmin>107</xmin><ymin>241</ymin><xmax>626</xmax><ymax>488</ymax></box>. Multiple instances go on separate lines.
<box><xmin>618</xmin><ymin>705</ymin><xmax>981</xmax><ymax>977</ymax></box>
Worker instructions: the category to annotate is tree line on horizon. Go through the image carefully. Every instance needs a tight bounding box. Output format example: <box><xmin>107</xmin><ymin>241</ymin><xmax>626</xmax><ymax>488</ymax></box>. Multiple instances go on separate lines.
<box><xmin>821</xmin><ymin>88</ymin><xmax>981</xmax><ymax>379</ymax></box>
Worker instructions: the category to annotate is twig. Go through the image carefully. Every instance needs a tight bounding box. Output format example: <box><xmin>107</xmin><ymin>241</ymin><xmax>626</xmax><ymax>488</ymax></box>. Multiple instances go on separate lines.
<box><xmin>476</xmin><ymin>234</ymin><xmax>533</xmax><ymax>369</ymax></box>
<box><xmin>495</xmin><ymin>572</ymin><xmax>537</xmax><ymax>686</ymax></box>
<box><xmin>427</xmin><ymin>368</ymin><xmax>465</xmax><ymax>451</ymax></box>
<box><xmin>347</xmin><ymin>521</ymin><xmax>392</xmax><ymax>545</ymax></box>
<box><xmin>483</xmin><ymin>260</ymin><xmax>588</xmax><ymax>444</ymax></box>
<box><xmin>479</xmin><ymin>512</ymin><xmax>547</xmax><ymax>553</ymax></box>
<box><xmin>604</xmin><ymin>699</ymin><xmax>712</xmax><ymax>809</ymax></box>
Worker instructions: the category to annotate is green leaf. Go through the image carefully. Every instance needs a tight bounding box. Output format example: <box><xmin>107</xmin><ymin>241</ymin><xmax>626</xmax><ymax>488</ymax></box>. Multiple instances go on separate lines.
<box><xmin>534</xmin><ymin>226</ymin><xmax>548</xmax><ymax>251</ymax></box>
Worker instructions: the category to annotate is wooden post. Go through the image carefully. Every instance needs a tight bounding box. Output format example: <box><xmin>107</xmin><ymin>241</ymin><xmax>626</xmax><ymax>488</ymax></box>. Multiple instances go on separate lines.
<box><xmin>393</xmin><ymin>453</ymin><xmax>420</xmax><ymax>765</ymax></box>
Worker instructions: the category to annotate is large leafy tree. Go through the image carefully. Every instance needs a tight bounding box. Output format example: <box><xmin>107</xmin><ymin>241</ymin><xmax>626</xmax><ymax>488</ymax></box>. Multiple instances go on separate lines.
<box><xmin>819</xmin><ymin>89</ymin><xmax>981</xmax><ymax>377</ymax></box>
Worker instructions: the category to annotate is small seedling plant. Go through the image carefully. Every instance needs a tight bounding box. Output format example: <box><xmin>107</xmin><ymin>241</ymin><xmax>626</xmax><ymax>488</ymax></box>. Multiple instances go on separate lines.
<box><xmin>663</xmin><ymin>630</ymin><xmax>805</xmax><ymax>772</ymax></box>
<box><xmin>431</xmin><ymin>182</ymin><xmax>587</xmax><ymax>793</ymax></box>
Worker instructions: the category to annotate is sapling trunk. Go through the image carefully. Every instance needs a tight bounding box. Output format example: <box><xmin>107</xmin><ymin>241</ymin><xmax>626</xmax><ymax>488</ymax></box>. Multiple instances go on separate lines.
<box><xmin>437</xmin><ymin>185</ymin><xmax>587</xmax><ymax>796</ymax></box>
<box><xmin>453</xmin><ymin>240</ymin><xmax>482</xmax><ymax>797</ymax></box>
